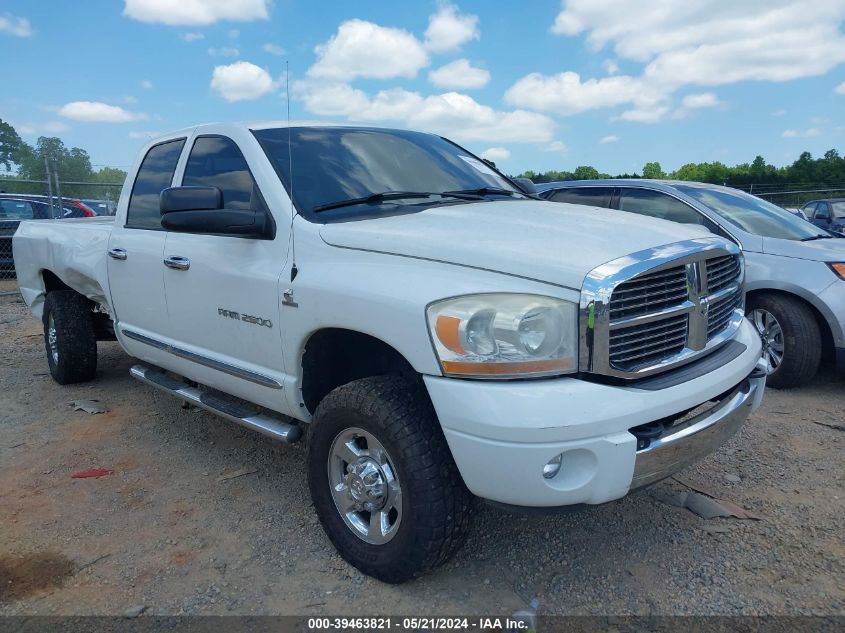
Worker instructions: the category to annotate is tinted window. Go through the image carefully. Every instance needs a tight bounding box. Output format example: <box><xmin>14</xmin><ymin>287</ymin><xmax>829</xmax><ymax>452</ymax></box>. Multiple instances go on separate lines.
<box><xmin>548</xmin><ymin>187</ymin><xmax>611</xmax><ymax>207</ymax></box>
<box><xmin>618</xmin><ymin>188</ymin><xmax>707</xmax><ymax>225</ymax></box>
<box><xmin>0</xmin><ymin>199</ymin><xmax>35</xmax><ymax>220</ymax></box>
<box><xmin>182</xmin><ymin>136</ymin><xmax>257</xmax><ymax>210</ymax></box>
<box><xmin>675</xmin><ymin>185</ymin><xmax>827</xmax><ymax>240</ymax></box>
<box><xmin>801</xmin><ymin>202</ymin><xmax>817</xmax><ymax>217</ymax></box>
<box><xmin>253</xmin><ymin>127</ymin><xmax>522</xmax><ymax>221</ymax></box>
<box><xmin>814</xmin><ymin>203</ymin><xmax>830</xmax><ymax>220</ymax></box>
<box><xmin>127</xmin><ymin>139</ymin><xmax>186</xmax><ymax>229</ymax></box>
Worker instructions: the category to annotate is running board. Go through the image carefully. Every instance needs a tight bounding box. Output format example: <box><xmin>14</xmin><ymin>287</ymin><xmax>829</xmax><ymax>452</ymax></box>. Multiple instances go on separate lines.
<box><xmin>130</xmin><ymin>364</ymin><xmax>302</xmax><ymax>443</ymax></box>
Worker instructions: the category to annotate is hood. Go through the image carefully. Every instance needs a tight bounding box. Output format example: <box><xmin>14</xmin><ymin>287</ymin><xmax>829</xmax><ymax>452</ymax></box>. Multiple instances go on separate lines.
<box><xmin>319</xmin><ymin>200</ymin><xmax>714</xmax><ymax>289</ymax></box>
<box><xmin>763</xmin><ymin>235</ymin><xmax>845</xmax><ymax>262</ymax></box>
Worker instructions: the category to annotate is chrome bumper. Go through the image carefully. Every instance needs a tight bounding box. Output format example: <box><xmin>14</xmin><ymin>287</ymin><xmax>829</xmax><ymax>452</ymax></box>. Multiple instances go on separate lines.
<box><xmin>631</xmin><ymin>367</ymin><xmax>766</xmax><ymax>490</ymax></box>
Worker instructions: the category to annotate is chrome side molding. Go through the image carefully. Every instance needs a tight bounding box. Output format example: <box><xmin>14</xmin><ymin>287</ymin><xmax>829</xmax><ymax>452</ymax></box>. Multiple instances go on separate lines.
<box><xmin>121</xmin><ymin>329</ymin><xmax>283</xmax><ymax>389</ymax></box>
<box><xmin>130</xmin><ymin>364</ymin><xmax>301</xmax><ymax>443</ymax></box>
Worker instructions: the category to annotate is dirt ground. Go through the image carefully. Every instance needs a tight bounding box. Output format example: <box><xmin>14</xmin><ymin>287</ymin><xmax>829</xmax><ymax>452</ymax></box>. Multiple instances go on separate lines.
<box><xmin>1</xmin><ymin>281</ymin><xmax>843</xmax><ymax>616</ymax></box>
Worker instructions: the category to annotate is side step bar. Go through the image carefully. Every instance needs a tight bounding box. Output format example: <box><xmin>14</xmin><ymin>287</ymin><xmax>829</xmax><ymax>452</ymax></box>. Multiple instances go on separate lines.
<box><xmin>130</xmin><ymin>364</ymin><xmax>302</xmax><ymax>443</ymax></box>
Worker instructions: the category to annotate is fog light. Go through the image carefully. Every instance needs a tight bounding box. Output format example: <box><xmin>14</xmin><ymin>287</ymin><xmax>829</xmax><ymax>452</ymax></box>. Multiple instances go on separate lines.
<box><xmin>542</xmin><ymin>454</ymin><xmax>563</xmax><ymax>479</ymax></box>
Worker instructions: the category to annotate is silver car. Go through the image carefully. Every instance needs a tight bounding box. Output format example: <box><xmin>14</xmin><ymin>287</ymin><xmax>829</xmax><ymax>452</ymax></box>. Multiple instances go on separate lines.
<box><xmin>538</xmin><ymin>179</ymin><xmax>845</xmax><ymax>388</ymax></box>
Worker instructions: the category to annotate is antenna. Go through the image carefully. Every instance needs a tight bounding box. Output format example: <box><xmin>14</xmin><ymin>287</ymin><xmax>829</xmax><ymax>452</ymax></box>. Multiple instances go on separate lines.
<box><xmin>286</xmin><ymin>60</ymin><xmax>298</xmax><ymax>282</ymax></box>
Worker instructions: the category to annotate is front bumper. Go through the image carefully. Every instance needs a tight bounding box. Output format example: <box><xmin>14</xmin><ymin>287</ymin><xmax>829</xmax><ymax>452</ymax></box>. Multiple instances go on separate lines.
<box><xmin>425</xmin><ymin>318</ymin><xmax>764</xmax><ymax>507</ymax></box>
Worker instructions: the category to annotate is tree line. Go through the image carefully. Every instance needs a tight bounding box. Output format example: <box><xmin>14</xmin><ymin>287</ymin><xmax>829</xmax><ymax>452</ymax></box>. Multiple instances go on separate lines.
<box><xmin>0</xmin><ymin>119</ymin><xmax>127</xmax><ymax>200</ymax></box>
<box><xmin>516</xmin><ymin>150</ymin><xmax>845</xmax><ymax>192</ymax></box>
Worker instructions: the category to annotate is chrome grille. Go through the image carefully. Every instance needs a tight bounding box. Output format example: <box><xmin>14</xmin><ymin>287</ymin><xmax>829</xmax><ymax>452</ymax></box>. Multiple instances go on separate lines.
<box><xmin>608</xmin><ymin>266</ymin><xmax>688</xmax><ymax>320</ymax></box>
<box><xmin>582</xmin><ymin>239</ymin><xmax>745</xmax><ymax>379</ymax></box>
<box><xmin>705</xmin><ymin>255</ymin><xmax>741</xmax><ymax>294</ymax></box>
<box><xmin>609</xmin><ymin>313</ymin><xmax>688</xmax><ymax>370</ymax></box>
<box><xmin>708</xmin><ymin>288</ymin><xmax>743</xmax><ymax>337</ymax></box>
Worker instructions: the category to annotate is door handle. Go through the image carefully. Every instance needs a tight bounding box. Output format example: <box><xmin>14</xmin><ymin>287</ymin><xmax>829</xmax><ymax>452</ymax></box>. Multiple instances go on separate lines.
<box><xmin>108</xmin><ymin>248</ymin><xmax>127</xmax><ymax>261</ymax></box>
<box><xmin>164</xmin><ymin>256</ymin><xmax>190</xmax><ymax>271</ymax></box>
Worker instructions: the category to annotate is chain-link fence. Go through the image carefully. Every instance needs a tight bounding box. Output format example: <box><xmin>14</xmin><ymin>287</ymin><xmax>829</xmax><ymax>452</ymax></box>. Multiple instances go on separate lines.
<box><xmin>729</xmin><ymin>183</ymin><xmax>845</xmax><ymax>210</ymax></box>
<box><xmin>0</xmin><ymin>177</ymin><xmax>123</xmax><ymax>280</ymax></box>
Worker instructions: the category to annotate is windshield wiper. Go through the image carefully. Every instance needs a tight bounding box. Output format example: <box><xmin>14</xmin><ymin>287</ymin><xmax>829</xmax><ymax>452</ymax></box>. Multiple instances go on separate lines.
<box><xmin>313</xmin><ymin>190</ymin><xmax>481</xmax><ymax>213</ymax></box>
<box><xmin>800</xmin><ymin>234</ymin><xmax>833</xmax><ymax>241</ymax></box>
<box><xmin>441</xmin><ymin>186</ymin><xmax>521</xmax><ymax>198</ymax></box>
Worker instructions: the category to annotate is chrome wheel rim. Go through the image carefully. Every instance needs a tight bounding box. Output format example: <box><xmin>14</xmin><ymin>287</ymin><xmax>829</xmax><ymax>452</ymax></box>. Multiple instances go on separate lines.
<box><xmin>750</xmin><ymin>308</ymin><xmax>784</xmax><ymax>374</ymax></box>
<box><xmin>47</xmin><ymin>314</ymin><xmax>59</xmax><ymax>365</ymax></box>
<box><xmin>328</xmin><ymin>427</ymin><xmax>402</xmax><ymax>545</ymax></box>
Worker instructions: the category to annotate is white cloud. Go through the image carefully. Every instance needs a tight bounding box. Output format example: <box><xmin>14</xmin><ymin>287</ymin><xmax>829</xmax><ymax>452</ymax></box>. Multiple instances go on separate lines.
<box><xmin>129</xmin><ymin>130</ymin><xmax>163</xmax><ymax>140</ymax></box>
<box><xmin>263</xmin><ymin>43</ymin><xmax>285</xmax><ymax>56</ymax></box>
<box><xmin>294</xmin><ymin>81</ymin><xmax>555</xmax><ymax>144</ymax></box>
<box><xmin>782</xmin><ymin>128</ymin><xmax>820</xmax><ymax>138</ymax></box>
<box><xmin>208</xmin><ymin>47</ymin><xmax>239</xmax><ymax>57</ymax></box>
<box><xmin>123</xmin><ymin>0</ymin><xmax>269</xmax><ymax>26</ymax></box>
<box><xmin>424</xmin><ymin>3</ymin><xmax>479</xmax><ymax>53</ymax></box>
<box><xmin>308</xmin><ymin>19</ymin><xmax>428</xmax><ymax>81</ymax></box>
<box><xmin>180</xmin><ymin>32</ymin><xmax>205</xmax><ymax>42</ymax></box>
<box><xmin>599</xmin><ymin>135</ymin><xmax>620</xmax><ymax>144</ymax></box>
<box><xmin>141</xmin><ymin>79</ymin><xmax>153</xmax><ymax>89</ymax></box>
<box><xmin>428</xmin><ymin>59</ymin><xmax>490</xmax><ymax>89</ymax></box>
<box><xmin>0</xmin><ymin>12</ymin><xmax>32</xmax><ymax>37</ymax></box>
<box><xmin>228</xmin><ymin>28</ymin><xmax>240</xmax><ymax>39</ymax></box>
<box><xmin>836</xmin><ymin>80</ymin><xmax>845</xmax><ymax>94</ymax></box>
<box><xmin>43</xmin><ymin>122</ymin><xmax>70</xmax><ymax>133</ymax></box>
<box><xmin>480</xmin><ymin>147</ymin><xmax>510</xmax><ymax>162</ymax></box>
<box><xmin>771</xmin><ymin>109</ymin><xmax>787</xmax><ymax>116</ymax></box>
<box><xmin>211</xmin><ymin>61</ymin><xmax>277</xmax><ymax>101</ymax></box>
<box><xmin>124</xmin><ymin>95</ymin><xmax>139</xmax><ymax>104</ymax></box>
<box><xmin>681</xmin><ymin>92</ymin><xmax>722</xmax><ymax>108</ymax></box>
<box><xmin>602</xmin><ymin>59</ymin><xmax>620</xmax><ymax>75</ymax></box>
<box><xmin>542</xmin><ymin>141</ymin><xmax>568</xmax><ymax>153</ymax></box>
<box><xmin>513</xmin><ymin>0</ymin><xmax>845</xmax><ymax>123</ymax></box>
<box><xmin>58</xmin><ymin>101</ymin><xmax>147</xmax><ymax>123</ymax></box>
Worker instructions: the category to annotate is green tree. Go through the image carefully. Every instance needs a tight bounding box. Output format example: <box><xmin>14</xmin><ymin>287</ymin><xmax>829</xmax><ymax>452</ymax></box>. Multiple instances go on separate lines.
<box><xmin>642</xmin><ymin>161</ymin><xmax>665</xmax><ymax>179</ymax></box>
<box><xmin>573</xmin><ymin>165</ymin><xmax>601</xmax><ymax>180</ymax></box>
<box><xmin>0</xmin><ymin>119</ymin><xmax>29</xmax><ymax>171</ymax></box>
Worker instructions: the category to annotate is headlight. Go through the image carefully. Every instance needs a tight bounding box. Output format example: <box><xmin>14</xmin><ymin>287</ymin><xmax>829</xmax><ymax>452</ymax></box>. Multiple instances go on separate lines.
<box><xmin>426</xmin><ymin>294</ymin><xmax>578</xmax><ymax>378</ymax></box>
<box><xmin>829</xmin><ymin>263</ymin><xmax>845</xmax><ymax>280</ymax></box>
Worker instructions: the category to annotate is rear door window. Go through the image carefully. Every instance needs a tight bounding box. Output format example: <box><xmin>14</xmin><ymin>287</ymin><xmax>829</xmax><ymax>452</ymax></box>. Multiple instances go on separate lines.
<box><xmin>618</xmin><ymin>188</ymin><xmax>708</xmax><ymax>226</ymax></box>
<box><xmin>0</xmin><ymin>200</ymin><xmax>35</xmax><ymax>220</ymax></box>
<box><xmin>814</xmin><ymin>203</ymin><xmax>831</xmax><ymax>220</ymax></box>
<box><xmin>548</xmin><ymin>187</ymin><xmax>611</xmax><ymax>208</ymax></box>
<box><xmin>126</xmin><ymin>138</ymin><xmax>186</xmax><ymax>229</ymax></box>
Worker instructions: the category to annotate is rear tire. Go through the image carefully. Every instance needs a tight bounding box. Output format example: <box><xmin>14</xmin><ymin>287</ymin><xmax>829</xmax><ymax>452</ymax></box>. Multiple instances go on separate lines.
<box><xmin>307</xmin><ymin>375</ymin><xmax>473</xmax><ymax>583</ymax></box>
<box><xmin>747</xmin><ymin>293</ymin><xmax>820</xmax><ymax>389</ymax></box>
<box><xmin>43</xmin><ymin>290</ymin><xmax>97</xmax><ymax>385</ymax></box>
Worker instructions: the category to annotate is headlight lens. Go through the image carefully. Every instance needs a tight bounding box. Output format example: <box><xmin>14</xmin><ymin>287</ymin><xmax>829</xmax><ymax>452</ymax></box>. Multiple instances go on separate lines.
<box><xmin>427</xmin><ymin>294</ymin><xmax>578</xmax><ymax>378</ymax></box>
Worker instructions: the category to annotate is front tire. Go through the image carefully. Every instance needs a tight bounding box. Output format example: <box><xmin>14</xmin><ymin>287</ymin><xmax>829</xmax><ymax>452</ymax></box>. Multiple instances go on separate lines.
<box><xmin>43</xmin><ymin>290</ymin><xmax>97</xmax><ymax>385</ymax></box>
<box><xmin>747</xmin><ymin>294</ymin><xmax>820</xmax><ymax>389</ymax></box>
<box><xmin>307</xmin><ymin>375</ymin><xmax>472</xmax><ymax>583</ymax></box>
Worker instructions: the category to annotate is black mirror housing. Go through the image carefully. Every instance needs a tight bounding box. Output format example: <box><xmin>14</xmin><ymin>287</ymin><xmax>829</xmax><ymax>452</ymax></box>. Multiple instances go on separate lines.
<box><xmin>160</xmin><ymin>186</ymin><xmax>223</xmax><ymax>214</ymax></box>
<box><xmin>513</xmin><ymin>177</ymin><xmax>537</xmax><ymax>194</ymax></box>
<box><xmin>161</xmin><ymin>208</ymin><xmax>271</xmax><ymax>238</ymax></box>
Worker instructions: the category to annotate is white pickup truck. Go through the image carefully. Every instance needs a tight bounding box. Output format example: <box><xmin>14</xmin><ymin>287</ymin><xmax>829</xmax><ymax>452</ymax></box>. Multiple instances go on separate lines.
<box><xmin>14</xmin><ymin>123</ymin><xmax>766</xmax><ymax>583</ymax></box>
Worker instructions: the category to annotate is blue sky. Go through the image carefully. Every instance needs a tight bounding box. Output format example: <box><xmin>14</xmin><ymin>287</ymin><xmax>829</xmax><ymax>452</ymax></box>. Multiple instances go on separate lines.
<box><xmin>2</xmin><ymin>0</ymin><xmax>845</xmax><ymax>176</ymax></box>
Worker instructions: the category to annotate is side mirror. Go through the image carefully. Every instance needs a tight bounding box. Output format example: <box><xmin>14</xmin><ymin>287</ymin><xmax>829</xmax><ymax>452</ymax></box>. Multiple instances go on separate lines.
<box><xmin>160</xmin><ymin>186</ymin><xmax>223</xmax><ymax>214</ymax></box>
<box><xmin>159</xmin><ymin>186</ymin><xmax>271</xmax><ymax>238</ymax></box>
<box><xmin>512</xmin><ymin>177</ymin><xmax>537</xmax><ymax>195</ymax></box>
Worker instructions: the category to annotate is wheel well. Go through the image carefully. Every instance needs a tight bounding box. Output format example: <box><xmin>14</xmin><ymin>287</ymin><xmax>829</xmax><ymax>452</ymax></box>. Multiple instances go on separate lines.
<box><xmin>41</xmin><ymin>270</ymin><xmax>72</xmax><ymax>293</ymax></box>
<box><xmin>747</xmin><ymin>289</ymin><xmax>834</xmax><ymax>361</ymax></box>
<box><xmin>301</xmin><ymin>329</ymin><xmax>416</xmax><ymax>414</ymax></box>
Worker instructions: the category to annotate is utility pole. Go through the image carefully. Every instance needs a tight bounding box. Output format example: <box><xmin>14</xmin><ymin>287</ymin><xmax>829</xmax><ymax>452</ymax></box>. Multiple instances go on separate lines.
<box><xmin>44</xmin><ymin>155</ymin><xmax>55</xmax><ymax>218</ymax></box>
<box><xmin>53</xmin><ymin>170</ymin><xmax>63</xmax><ymax>218</ymax></box>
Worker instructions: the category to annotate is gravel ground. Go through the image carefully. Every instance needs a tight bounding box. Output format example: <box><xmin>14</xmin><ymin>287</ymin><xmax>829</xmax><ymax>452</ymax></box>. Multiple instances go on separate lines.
<box><xmin>0</xmin><ymin>282</ymin><xmax>843</xmax><ymax>616</ymax></box>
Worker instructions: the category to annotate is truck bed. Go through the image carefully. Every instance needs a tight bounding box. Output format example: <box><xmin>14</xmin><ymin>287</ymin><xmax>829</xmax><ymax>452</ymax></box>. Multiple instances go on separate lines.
<box><xmin>13</xmin><ymin>217</ymin><xmax>114</xmax><ymax>319</ymax></box>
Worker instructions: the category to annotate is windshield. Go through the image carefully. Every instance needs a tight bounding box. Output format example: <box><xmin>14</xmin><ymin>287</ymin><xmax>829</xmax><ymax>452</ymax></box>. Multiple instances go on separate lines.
<box><xmin>675</xmin><ymin>185</ymin><xmax>828</xmax><ymax>240</ymax></box>
<box><xmin>832</xmin><ymin>201</ymin><xmax>845</xmax><ymax>219</ymax></box>
<box><xmin>253</xmin><ymin>127</ymin><xmax>521</xmax><ymax>220</ymax></box>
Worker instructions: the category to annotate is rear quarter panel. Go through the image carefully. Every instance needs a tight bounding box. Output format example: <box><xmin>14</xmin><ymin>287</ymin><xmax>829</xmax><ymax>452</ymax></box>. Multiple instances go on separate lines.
<box><xmin>13</xmin><ymin>218</ymin><xmax>115</xmax><ymax>319</ymax></box>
